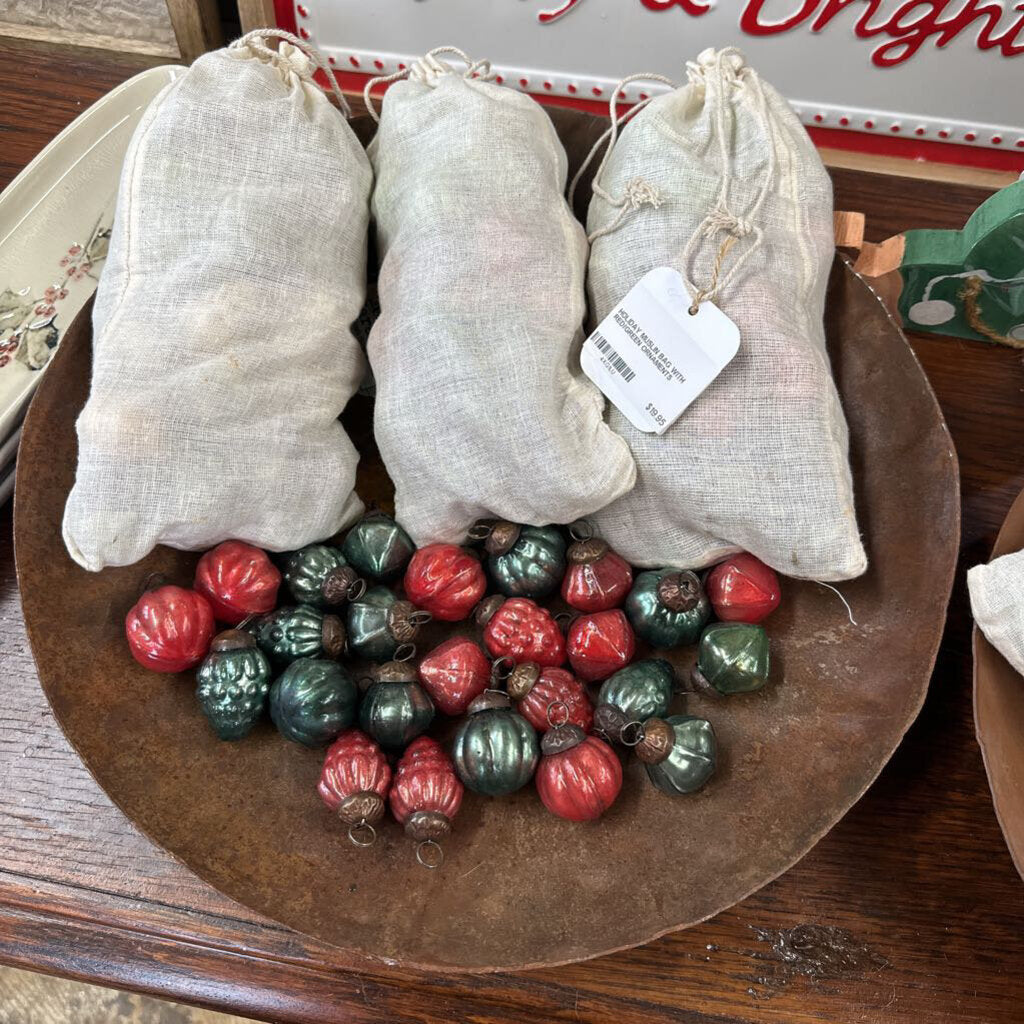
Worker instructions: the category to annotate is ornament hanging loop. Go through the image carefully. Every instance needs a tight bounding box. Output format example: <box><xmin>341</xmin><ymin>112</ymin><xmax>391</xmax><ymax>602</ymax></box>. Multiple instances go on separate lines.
<box><xmin>393</xmin><ymin>643</ymin><xmax>417</xmax><ymax>663</ymax></box>
<box><xmin>416</xmin><ymin>839</ymin><xmax>444</xmax><ymax>870</ymax></box>
<box><xmin>408</xmin><ymin>610</ymin><xmax>433</xmax><ymax>627</ymax></box>
<box><xmin>620</xmin><ymin>720</ymin><xmax>645</xmax><ymax>747</ymax></box>
<box><xmin>347</xmin><ymin>577</ymin><xmax>367</xmax><ymax>602</ymax></box>
<box><xmin>568</xmin><ymin>519</ymin><xmax>594</xmax><ymax>543</ymax></box>
<box><xmin>467</xmin><ymin>520</ymin><xmax>496</xmax><ymax>542</ymax></box>
<box><xmin>348</xmin><ymin>819</ymin><xmax>377</xmax><ymax>848</ymax></box>
<box><xmin>490</xmin><ymin>656</ymin><xmax>515</xmax><ymax>683</ymax></box>
<box><xmin>546</xmin><ymin>700</ymin><xmax>571</xmax><ymax>729</ymax></box>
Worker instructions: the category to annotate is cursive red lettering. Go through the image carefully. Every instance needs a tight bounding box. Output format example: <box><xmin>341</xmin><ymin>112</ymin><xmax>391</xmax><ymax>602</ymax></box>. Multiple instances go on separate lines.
<box><xmin>640</xmin><ymin>0</ymin><xmax>712</xmax><ymax>13</ymax></box>
<box><xmin>739</xmin><ymin>0</ymin><xmax>819</xmax><ymax>35</ymax></box>
<box><xmin>538</xmin><ymin>0</ymin><xmax>586</xmax><ymax>23</ymax></box>
<box><xmin>811</xmin><ymin>0</ymin><xmax>885</xmax><ymax>36</ymax></box>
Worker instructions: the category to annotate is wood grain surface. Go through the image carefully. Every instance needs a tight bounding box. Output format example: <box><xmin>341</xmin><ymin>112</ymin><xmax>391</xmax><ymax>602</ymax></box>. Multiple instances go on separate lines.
<box><xmin>1</xmin><ymin>35</ymin><xmax>1023</xmax><ymax>1024</ymax></box>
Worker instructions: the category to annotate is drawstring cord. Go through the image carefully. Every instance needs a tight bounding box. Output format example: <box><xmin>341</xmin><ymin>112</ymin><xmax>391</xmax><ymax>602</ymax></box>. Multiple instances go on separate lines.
<box><xmin>681</xmin><ymin>47</ymin><xmax>776</xmax><ymax>311</ymax></box>
<box><xmin>231</xmin><ymin>28</ymin><xmax>351</xmax><ymax>117</ymax></box>
<box><xmin>568</xmin><ymin>72</ymin><xmax>679</xmax><ymax>240</ymax></box>
<box><xmin>363</xmin><ymin>45</ymin><xmax>497</xmax><ymax>124</ymax></box>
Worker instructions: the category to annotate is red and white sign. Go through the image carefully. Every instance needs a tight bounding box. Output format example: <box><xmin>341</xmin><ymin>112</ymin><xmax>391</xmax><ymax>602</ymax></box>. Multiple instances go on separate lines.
<box><xmin>276</xmin><ymin>0</ymin><xmax>1024</xmax><ymax>169</ymax></box>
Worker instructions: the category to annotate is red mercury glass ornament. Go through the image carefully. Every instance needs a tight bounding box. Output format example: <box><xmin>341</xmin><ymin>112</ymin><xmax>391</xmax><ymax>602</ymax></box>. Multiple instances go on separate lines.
<box><xmin>389</xmin><ymin>736</ymin><xmax>464</xmax><ymax>868</ymax></box>
<box><xmin>194</xmin><ymin>540</ymin><xmax>282</xmax><ymax>624</ymax></box>
<box><xmin>566</xmin><ymin>609</ymin><xmax>636</xmax><ymax>682</ymax></box>
<box><xmin>404</xmin><ymin>543</ymin><xmax>487</xmax><ymax>622</ymax></box>
<box><xmin>705</xmin><ymin>553</ymin><xmax>782</xmax><ymax>624</ymax></box>
<box><xmin>418</xmin><ymin>636</ymin><xmax>491</xmax><ymax>715</ymax></box>
<box><xmin>125</xmin><ymin>583</ymin><xmax>215</xmax><ymax>673</ymax></box>
<box><xmin>561</xmin><ymin>535</ymin><xmax>633</xmax><ymax>612</ymax></box>
<box><xmin>318</xmin><ymin>729</ymin><xmax>392</xmax><ymax>847</ymax></box>
<box><xmin>535</xmin><ymin>715</ymin><xmax>622</xmax><ymax>822</ymax></box>
<box><xmin>477</xmin><ymin>596</ymin><xmax>565</xmax><ymax>667</ymax></box>
<box><xmin>507</xmin><ymin>663</ymin><xmax>593</xmax><ymax>733</ymax></box>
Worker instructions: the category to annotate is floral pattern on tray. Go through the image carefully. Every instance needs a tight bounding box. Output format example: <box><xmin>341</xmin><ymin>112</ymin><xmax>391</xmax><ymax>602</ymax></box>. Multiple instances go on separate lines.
<box><xmin>0</xmin><ymin>215</ymin><xmax>110</xmax><ymax>372</ymax></box>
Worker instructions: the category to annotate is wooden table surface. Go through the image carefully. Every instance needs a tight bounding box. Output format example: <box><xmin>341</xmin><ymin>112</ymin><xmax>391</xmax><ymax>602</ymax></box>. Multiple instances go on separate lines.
<box><xmin>2</xmin><ymin>36</ymin><xmax>1023</xmax><ymax>1024</ymax></box>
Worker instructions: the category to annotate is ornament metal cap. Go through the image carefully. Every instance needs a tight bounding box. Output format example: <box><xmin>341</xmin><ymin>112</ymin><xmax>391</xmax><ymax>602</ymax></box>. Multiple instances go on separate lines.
<box><xmin>467</xmin><ymin>689</ymin><xmax>513</xmax><ymax>715</ymax></box>
<box><xmin>405</xmin><ymin>810</ymin><xmax>452</xmax><ymax>842</ymax></box>
<box><xmin>373</xmin><ymin>659</ymin><xmax>419</xmax><ymax>685</ymax></box>
<box><xmin>506</xmin><ymin>661</ymin><xmax>541</xmax><ymax>700</ymax></box>
<box><xmin>594</xmin><ymin>703</ymin><xmax>629</xmax><ymax>744</ymax></box>
<box><xmin>321</xmin><ymin>614</ymin><xmax>346</xmax><ymax>659</ymax></box>
<box><xmin>483</xmin><ymin>520</ymin><xmax>522</xmax><ymax>557</ymax></box>
<box><xmin>657</xmin><ymin>570</ymin><xmax>702</xmax><ymax>612</ymax></box>
<box><xmin>322</xmin><ymin>565</ymin><xmax>365</xmax><ymax>605</ymax></box>
<box><xmin>388</xmin><ymin>599</ymin><xmax>430</xmax><ymax>643</ymax></box>
<box><xmin>210</xmin><ymin>628</ymin><xmax>257</xmax><ymax>653</ymax></box>
<box><xmin>567</xmin><ymin>536</ymin><xmax>610</xmax><ymax>565</ymax></box>
<box><xmin>688</xmin><ymin>665</ymin><xmax>722</xmax><ymax>698</ymax></box>
<box><xmin>338</xmin><ymin>791</ymin><xmax>386</xmax><ymax>827</ymax></box>
<box><xmin>541</xmin><ymin>722</ymin><xmax>586</xmax><ymax>756</ymax></box>
<box><xmin>474</xmin><ymin>594</ymin><xmax>504</xmax><ymax>628</ymax></box>
<box><xmin>635</xmin><ymin>717</ymin><xmax>675</xmax><ymax>764</ymax></box>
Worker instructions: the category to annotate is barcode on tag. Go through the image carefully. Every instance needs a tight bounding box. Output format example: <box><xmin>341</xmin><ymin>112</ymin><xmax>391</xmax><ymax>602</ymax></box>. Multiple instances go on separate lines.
<box><xmin>591</xmin><ymin>331</ymin><xmax>636</xmax><ymax>383</ymax></box>
<box><xmin>581</xmin><ymin>267</ymin><xmax>741</xmax><ymax>435</ymax></box>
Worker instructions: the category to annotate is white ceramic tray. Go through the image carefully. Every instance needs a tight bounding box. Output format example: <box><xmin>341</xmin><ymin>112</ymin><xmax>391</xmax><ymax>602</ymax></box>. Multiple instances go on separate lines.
<box><xmin>0</xmin><ymin>64</ymin><xmax>185</xmax><ymax>446</ymax></box>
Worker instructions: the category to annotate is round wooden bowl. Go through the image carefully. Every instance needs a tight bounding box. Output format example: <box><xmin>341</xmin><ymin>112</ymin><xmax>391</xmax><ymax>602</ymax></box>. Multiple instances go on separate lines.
<box><xmin>974</xmin><ymin>488</ymin><xmax>1024</xmax><ymax>880</ymax></box>
<box><xmin>14</xmin><ymin>112</ymin><xmax>959</xmax><ymax>972</ymax></box>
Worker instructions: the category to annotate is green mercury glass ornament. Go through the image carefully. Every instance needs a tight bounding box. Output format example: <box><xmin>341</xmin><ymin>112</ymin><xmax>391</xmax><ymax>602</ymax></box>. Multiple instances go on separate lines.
<box><xmin>342</xmin><ymin>512</ymin><xmax>415</xmax><ymax>583</ymax></box>
<box><xmin>195</xmin><ymin>629</ymin><xmax>272</xmax><ymax>740</ymax></box>
<box><xmin>281</xmin><ymin>544</ymin><xmax>364</xmax><ymax>608</ymax></box>
<box><xmin>451</xmin><ymin>690</ymin><xmax>539</xmax><ymax>796</ymax></box>
<box><xmin>594</xmin><ymin>658</ymin><xmax>675</xmax><ymax>741</ymax></box>
<box><xmin>472</xmin><ymin>520</ymin><xmax>567</xmax><ymax>599</ymax></box>
<box><xmin>625</xmin><ymin>568</ymin><xmax>711</xmax><ymax>648</ymax></box>
<box><xmin>636</xmin><ymin>715</ymin><xmax>716</xmax><ymax>794</ymax></box>
<box><xmin>691</xmin><ymin>622</ymin><xmax>771</xmax><ymax>696</ymax></box>
<box><xmin>255</xmin><ymin>605</ymin><xmax>346</xmax><ymax>666</ymax></box>
<box><xmin>359</xmin><ymin>659</ymin><xmax>435</xmax><ymax>751</ymax></box>
<box><xmin>269</xmin><ymin>657</ymin><xmax>358</xmax><ymax>747</ymax></box>
<box><xmin>346</xmin><ymin>585</ymin><xmax>431</xmax><ymax>662</ymax></box>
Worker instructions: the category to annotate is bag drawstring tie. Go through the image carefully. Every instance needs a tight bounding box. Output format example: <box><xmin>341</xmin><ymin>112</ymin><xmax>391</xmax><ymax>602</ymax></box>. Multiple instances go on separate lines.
<box><xmin>231</xmin><ymin>29</ymin><xmax>351</xmax><ymax>118</ymax></box>
<box><xmin>568</xmin><ymin>72</ymin><xmax>678</xmax><ymax>239</ymax></box>
<box><xmin>363</xmin><ymin>46</ymin><xmax>497</xmax><ymax>124</ymax></box>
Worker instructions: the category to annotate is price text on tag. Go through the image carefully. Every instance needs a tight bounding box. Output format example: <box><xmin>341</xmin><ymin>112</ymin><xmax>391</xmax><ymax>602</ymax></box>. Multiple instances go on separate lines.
<box><xmin>581</xmin><ymin>266</ymin><xmax>740</xmax><ymax>435</ymax></box>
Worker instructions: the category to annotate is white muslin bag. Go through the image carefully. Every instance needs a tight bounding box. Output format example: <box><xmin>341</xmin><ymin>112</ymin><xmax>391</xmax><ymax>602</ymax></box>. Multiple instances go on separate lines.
<box><xmin>969</xmin><ymin>551</ymin><xmax>1024</xmax><ymax>677</ymax></box>
<box><xmin>364</xmin><ymin>49</ymin><xmax>636</xmax><ymax>546</ymax></box>
<box><xmin>582</xmin><ymin>48</ymin><xmax>866</xmax><ymax>581</ymax></box>
<box><xmin>63</xmin><ymin>31</ymin><xmax>371</xmax><ymax>571</ymax></box>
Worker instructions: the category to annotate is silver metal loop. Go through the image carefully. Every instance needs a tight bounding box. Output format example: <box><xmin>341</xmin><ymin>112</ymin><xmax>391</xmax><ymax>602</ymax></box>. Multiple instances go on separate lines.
<box><xmin>490</xmin><ymin>657</ymin><xmax>515</xmax><ymax>682</ymax></box>
<box><xmin>348</xmin><ymin>819</ymin><xmax>377</xmax><ymax>848</ymax></box>
<box><xmin>409</xmin><ymin>610</ymin><xmax>433</xmax><ymax>626</ymax></box>
<box><xmin>546</xmin><ymin>700</ymin><xmax>570</xmax><ymax>728</ymax></box>
<box><xmin>620</xmin><ymin>721</ymin><xmax>645</xmax><ymax>748</ymax></box>
<box><xmin>347</xmin><ymin>577</ymin><xmax>367</xmax><ymax>602</ymax></box>
<box><xmin>416</xmin><ymin>839</ymin><xmax>444</xmax><ymax>869</ymax></box>
<box><xmin>568</xmin><ymin>520</ymin><xmax>594</xmax><ymax>543</ymax></box>
<box><xmin>393</xmin><ymin>643</ymin><xmax>417</xmax><ymax>663</ymax></box>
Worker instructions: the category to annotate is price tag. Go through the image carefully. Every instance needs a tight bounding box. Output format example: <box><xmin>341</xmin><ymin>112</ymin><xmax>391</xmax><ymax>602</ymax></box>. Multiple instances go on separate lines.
<box><xmin>581</xmin><ymin>267</ymin><xmax>740</xmax><ymax>435</ymax></box>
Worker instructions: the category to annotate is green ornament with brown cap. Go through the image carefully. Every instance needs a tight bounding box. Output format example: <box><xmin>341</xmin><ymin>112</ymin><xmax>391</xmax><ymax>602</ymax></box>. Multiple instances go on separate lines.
<box><xmin>625</xmin><ymin>568</ymin><xmax>711</xmax><ymax>648</ymax></box>
<box><xmin>345</xmin><ymin>585</ymin><xmax>430</xmax><ymax>662</ymax></box>
<box><xmin>472</xmin><ymin>519</ymin><xmax>567</xmax><ymax>599</ymax></box>
<box><xmin>195</xmin><ymin>629</ymin><xmax>272</xmax><ymax>740</ymax></box>
<box><xmin>282</xmin><ymin>544</ymin><xmax>364</xmax><ymax>608</ymax></box>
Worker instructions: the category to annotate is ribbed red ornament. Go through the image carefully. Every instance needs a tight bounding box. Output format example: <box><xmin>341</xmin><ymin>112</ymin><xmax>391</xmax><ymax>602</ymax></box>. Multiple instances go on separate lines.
<box><xmin>317</xmin><ymin>729</ymin><xmax>391</xmax><ymax>813</ymax></box>
<box><xmin>561</xmin><ymin>549</ymin><xmax>633</xmax><ymax>612</ymax></box>
<box><xmin>566</xmin><ymin>609</ymin><xmax>635</xmax><ymax>682</ymax></box>
<box><xmin>418</xmin><ymin>636</ymin><xmax>491</xmax><ymax>715</ymax></box>
<box><xmin>125</xmin><ymin>584</ymin><xmax>215</xmax><ymax>673</ymax></box>
<box><xmin>389</xmin><ymin>736</ymin><xmax>464</xmax><ymax>827</ymax></box>
<box><xmin>536</xmin><ymin>732</ymin><xmax>622</xmax><ymax>822</ymax></box>
<box><xmin>705</xmin><ymin>553</ymin><xmax>781</xmax><ymax>623</ymax></box>
<box><xmin>517</xmin><ymin>667</ymin><xmax>594</xmax><ymax>733</ymax></box>
<box><xmin>404</xmin><ymin>544</ymin><xmax>487</xmax><ymax>621</ymax></box>
<box><xmin>482</xmin><ymin>597</ymin><xmax>565</xmax><ymax>666</ymax></box>
<box><xmin>194</xmin><ymin>540</ymin><xmax>281</xmax><ymax>624</ymax></box>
